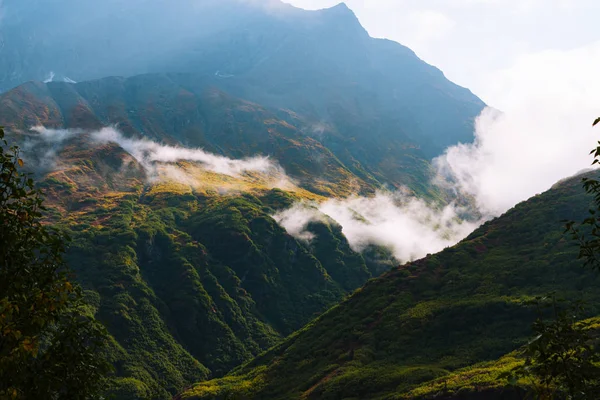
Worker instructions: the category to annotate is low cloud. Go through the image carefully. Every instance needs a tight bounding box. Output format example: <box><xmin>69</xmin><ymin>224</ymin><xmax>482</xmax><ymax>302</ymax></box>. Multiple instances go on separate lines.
<box><xmin>274</xmin><ymin>192</ymin><xmax>480</xmax><ymax>263</ymax></box>
<box><xmin>26</xmin><ymin>126</ymin><xmax>288</xmax><ymax>185</ymax></box>
<box><xmin>275</xmin><ymin>41</ymin><xmax>600</xmax><ymax>263</ymax></box>
<box><xmin>435</xmin><ymin>41</ymin><xmax>600</xmax><ymax>216</ymax></box>
<box><xmin>89</xmin><ymin>127</ymin><xmax>278</xmax><ymax>178</ymax></box>
<box><xmin>24</xmin><ymin>127</ymin><xmax>81</xmax><ymax>170</ymax></box>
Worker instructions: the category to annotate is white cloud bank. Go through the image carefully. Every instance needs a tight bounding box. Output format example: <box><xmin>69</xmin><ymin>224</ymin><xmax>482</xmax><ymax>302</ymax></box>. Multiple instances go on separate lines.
<box><xmin>26</xmin><ymin>36</ymin><xmax>600</xmax><ymax>266</ymax></box>
<box><xmin>435</xmin><ymin>41</ymin><xmax>600</xmax><ymax>216</ymax></box>
<box><xmin>275</xmin><ymin>192</ymin><xmax>480</xmax><ymax>263</ymax></box>
<box><xmin>29</xmin><ymin>126</ymin><xmax>283</xmax><ymax>180</ymax></box>
<box><xmin>89</xmin><ymin>127</ymin><xmax>277</xmax><ymax>177</ymax></box>
<box><xmin>275</xmin><ymin>40</ymin><xmax>600</xmax><ymax>262</ymax></box>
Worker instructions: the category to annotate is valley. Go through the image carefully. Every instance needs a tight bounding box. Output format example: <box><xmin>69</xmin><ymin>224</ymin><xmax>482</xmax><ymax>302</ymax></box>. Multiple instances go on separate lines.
<box><xmin>0</xmin><ymin>1</ymin><xmax>597</xmax><ymax>399</ymax></box>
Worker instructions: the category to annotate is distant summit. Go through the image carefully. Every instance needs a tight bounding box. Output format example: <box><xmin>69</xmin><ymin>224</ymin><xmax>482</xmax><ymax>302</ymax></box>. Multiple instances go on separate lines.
<box><xmin>0</xmin><ymin>0</ymin><xmax>484</xmax><ymax>191</ymax></box>
<box><xmin>324</xmin><ymin>2</ymin><xmax>353</xmax><ymax>14</ymax></box>
<box><xmin>316</xmin><ymin>2</ymin><xmax>368</xmax><ymax>36</ymax></box>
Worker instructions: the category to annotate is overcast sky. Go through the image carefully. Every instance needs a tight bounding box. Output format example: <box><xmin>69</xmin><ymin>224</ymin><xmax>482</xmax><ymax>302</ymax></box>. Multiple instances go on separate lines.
<box><xmin>285</xmin><ymin>0</ymin><xmax>599</xmax><ymax>106</ymax></box>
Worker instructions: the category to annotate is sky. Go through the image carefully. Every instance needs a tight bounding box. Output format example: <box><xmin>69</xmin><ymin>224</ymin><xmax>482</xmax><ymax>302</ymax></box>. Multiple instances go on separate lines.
<box><xmin>285</xmin><ymin>0</ymin><xmax>599</xmax><ymax>105</ymax></box>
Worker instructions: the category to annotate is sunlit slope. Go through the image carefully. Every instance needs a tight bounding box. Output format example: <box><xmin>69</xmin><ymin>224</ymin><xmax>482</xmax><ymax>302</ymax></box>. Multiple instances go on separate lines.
<box><xmin>0</xmin><ymin>78</ymin><xmax>378</xmax><ymax>197</ymax></box>
<box><xmin>8</xmin><ymin>129</ymin><xmax>383</xmax><ymax>400</ymax></box>
<box><xmin>182</xmin><ymin>172</ymin><xmax>600</xmax><ymax>400</ymax></box>
<box><xmin>0</xmin><ymin>64</ymin><xmax>455</xmax><ymax>397</ymax></box>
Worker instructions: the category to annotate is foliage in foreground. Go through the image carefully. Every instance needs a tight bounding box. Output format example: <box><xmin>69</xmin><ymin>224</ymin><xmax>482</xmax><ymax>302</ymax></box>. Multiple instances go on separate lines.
<box><xmin>0</xmin><ymin>127</ymin><xmax>111</xmax><ymax>399</ymax></box>
<box><xmin>502</xmin><ymin>298</ymin><xmax>600</xmax><ymax>399</ymax></box>
<box><xmin>506</xmin><ymin>118</ymin><xmax>600</xmax><ymax>399</ymax></box>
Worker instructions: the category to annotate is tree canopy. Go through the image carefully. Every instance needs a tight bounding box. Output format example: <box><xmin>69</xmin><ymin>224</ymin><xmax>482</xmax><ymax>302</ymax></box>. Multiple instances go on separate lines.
<box><xmin>0</xmin><ymin>127</ymin><xmax>111</xmax><ymax>399</ymax></box>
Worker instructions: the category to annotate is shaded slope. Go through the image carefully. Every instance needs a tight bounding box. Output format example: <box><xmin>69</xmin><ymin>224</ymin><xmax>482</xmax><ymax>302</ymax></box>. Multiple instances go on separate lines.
<box><xmin>0</xmin><ymin>0</ymin><xmax>485</xmax><ymax>191</ymax></box>
<box><xmin>19</xmin><ymin>132</ymin><xmax>377</xmax><ymax>399</ymax></box>
<box><xmin>182</xmin><ymin>173</ymin><xmax>600</xmax><ymax>400</ymax></box>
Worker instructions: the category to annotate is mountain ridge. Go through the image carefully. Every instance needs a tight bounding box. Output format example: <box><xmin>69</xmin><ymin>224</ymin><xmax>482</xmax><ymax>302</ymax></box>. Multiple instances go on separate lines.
<box><xmin>0</xmin><ymin>2</ymin><xmax>501</xmax><ymax>398</ymax></box>
<box><xmin>0</xmin><ymin>0</ymin><xmax>485</xmax><ymax>157</ymax></box>
<box><xmin>0</xmin><ymin>73</ymin><xmax>463</xmax><ymax>199</ymax></box>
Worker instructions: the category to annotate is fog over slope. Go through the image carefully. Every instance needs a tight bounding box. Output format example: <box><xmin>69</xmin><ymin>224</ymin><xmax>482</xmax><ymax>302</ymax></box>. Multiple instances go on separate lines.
<box><xmin>436</xmin><ymin>41</ymin><xmax>600</xmax><ymax>216</ymax></box>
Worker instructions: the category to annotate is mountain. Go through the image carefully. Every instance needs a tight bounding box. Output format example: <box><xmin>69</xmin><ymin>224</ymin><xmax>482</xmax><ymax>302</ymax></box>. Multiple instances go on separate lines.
<box><xmin>0</xmin><ymin>1</ymin><xmax>493</xmax><ymax>398</ymax></box>
<box><xmin>0</xmin><ymin>77</ymin><xmax>376</xmax><ymax>197</ymax></box>
<box><xmin>0</xmin><ymin>0</ymin><xmax>485</xmax><ymax>189</ymax></box>
<box><xmin>0</xmin><ymin>65</ymin><xmax>477</xmax><ymax>396</ymax></box>
<box><xmin>0</xmin><ymin>70</ymin><xmax>476</xmax><ymax>199</ymax></box>
<box><xmin>180</xmin><ymin>172</ymin><xmax>600</xmax><ymax>400</ymax></box>
<box><xmin>14</xmin><ymin>128</ymin><xmax>383</xmax><ymax>400</ymax></box>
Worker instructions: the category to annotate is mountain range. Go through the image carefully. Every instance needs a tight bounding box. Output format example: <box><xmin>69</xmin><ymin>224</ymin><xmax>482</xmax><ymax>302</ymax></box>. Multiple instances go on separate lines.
<box><xmin>0</xmin><ymin>1</ymin><xmax>593</xmax><ymax>399</ymax></box>
<box><xmin>0</xmin><ymin>0</ymin><xmax>484</xmax><ymax>193</ymax></box>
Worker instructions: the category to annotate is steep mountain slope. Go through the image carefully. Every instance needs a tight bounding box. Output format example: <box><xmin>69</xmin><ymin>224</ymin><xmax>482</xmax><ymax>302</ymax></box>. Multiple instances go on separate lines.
<box><xmin>0</xmin><ymin>0</ymin><xmax>485</xmax><ymax>187</ymax></box>
<box><xmin>182</xmin><ymin>172</ymin><xmax>600</xmax><ymax>400</ymax></box>
<box><xmin>0</xmin><ymin>75</ymin><xmax>453</xmax><ymax>198</ymax></box>
<box><xmin>0</xmin><ymin>78</ymin><xmax>377</xmax><ymax>197</ymax></box>
<box><xmin>0</xmin><ymin>30</ymin><xmax>487</xmax><ymax>396</ymax></box>
<box><xmin>16</xmin><ymin>130</ymin><xmax>381</xmax><ymax>400</ymax></box>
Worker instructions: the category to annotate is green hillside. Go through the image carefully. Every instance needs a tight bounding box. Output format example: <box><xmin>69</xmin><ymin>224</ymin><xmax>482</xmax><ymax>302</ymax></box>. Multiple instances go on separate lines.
<box><xmin>0</xmin><ymin>4</ymin><xmax>490</xmax><ymax>398</ymax></box>
<box><xmin>182</xmin><ymin>173</ymin><xmax>600</xmax><ymax>400</ymax></box>
<box><xmin>3</xmin><ymin>2</ymin><xmax>587</xmax><ymax>400</ymax></box>
<box><xmin>0</xmin><ymin>128</ymin><xmax>387</xmax><ymax>399</ymax></box>
<box><xmin>0</xmin><ymin>78</ymin><xmax>379</xmax><ymax>197</ymax></box>
<box><xmin>0</xmin><ymin>64</ymin><xmax>480</xmax><ymax>399</ymax></box>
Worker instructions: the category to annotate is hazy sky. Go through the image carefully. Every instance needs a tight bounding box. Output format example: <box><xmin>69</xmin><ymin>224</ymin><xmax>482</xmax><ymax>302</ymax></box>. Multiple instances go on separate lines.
<box><xmin>285</xmin><ymin>0</ymin><xmax>599</xmax><ymax>105</ymax></box>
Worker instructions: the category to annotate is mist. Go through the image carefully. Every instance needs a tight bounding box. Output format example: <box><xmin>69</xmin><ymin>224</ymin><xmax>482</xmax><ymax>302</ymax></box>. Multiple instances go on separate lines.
<box><xmin>89</xmin><ymin>127</ymin><xmax>278</xmax><ymax>178</ymax></box>
<box><xmin>435</xmin><ymin>41</ymin><xmax>600</xmax><ymax>216</ymax></box>
<box><xmin>28</xmin><ymin>126</ymin><xmax>287</xmax><ymax>184</ymax></box>
<box><xmin>274</xmin><ymin>192</ymin><xmax>480</xmax><ymax>263</ymax></box>
<box><xmin>0</xmin><ymin>0</ymin><xmax>291</xmax><ymax>92</ymax></box>
<box><xmin>24</xmin><ymin>127</ymin><xmax>82</xmax><ymax>170</ymax></box>
<box><xmin>275</xmin><ymin>41</ymin><xmax>600</xmax><ymax>262</ymax></box>
<box><xmin>7</xmin><ymin>1</ymin><xmax>598</xmax><ymax>267</ymax></box>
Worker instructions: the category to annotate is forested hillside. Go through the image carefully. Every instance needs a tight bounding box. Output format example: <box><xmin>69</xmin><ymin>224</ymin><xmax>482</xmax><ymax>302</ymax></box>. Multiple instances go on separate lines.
<box><xmin>15</xmin><ymin>129</ymin><xmax>385</xmax><ymax>399</ymax></box>
<box><xmin>0</xmin><ymin>2</ymin><xmax>502</xmax><ymax>399</ymax></box>
<box><xmin>182</xmin><ymin>172</ymin><xmax>600</xmax><ymax>400</ymax></box>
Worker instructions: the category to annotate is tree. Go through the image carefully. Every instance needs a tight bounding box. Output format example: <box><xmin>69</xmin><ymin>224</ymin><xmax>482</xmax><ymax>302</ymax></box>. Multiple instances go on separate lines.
<box><xmin>503</xmin><ymin>296</ymin><xmax>600</xmax><ymax>399</ymax></box>
<box><xmin>565</xmin><ymin>116</ymin><xmax>600</xmax><ymax>270</ymax></box>
<box><xmin>0</xmin><ymin>127</ymin><xmax>111</xmax><ymax>399</ymax></box>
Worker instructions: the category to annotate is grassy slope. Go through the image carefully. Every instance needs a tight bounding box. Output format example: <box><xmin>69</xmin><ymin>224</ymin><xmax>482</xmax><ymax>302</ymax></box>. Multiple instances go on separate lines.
<box><xmin>182</xmin><ymin>173</ymin><xmax>600</xmax><ymax>400</ymax></box>
<box><xmin>23</xmin><ymin>133</ymin><xmax>380</xmax><ymax>399</ymax></box>
<box><xmin>0</xmin><ymin>46</ymin><xmax>484</xmax><ymax>397</ymax></box>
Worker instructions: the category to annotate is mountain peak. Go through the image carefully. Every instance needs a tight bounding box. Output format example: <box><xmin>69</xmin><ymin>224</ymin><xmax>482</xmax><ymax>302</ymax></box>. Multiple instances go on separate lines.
<box><xmin>316</xmin><ymin>2</ymin><xmax>366</xmax><ymax>36</ymax></box>
<box><xmin>331</xmin><ymin>2</ymin><xmax>350</xmax><ymax>10</ymax></box>
<box><xmin>323</xmin><ymin>2</ymin><xmax>355</xmax><ymax>16</ymax></box>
